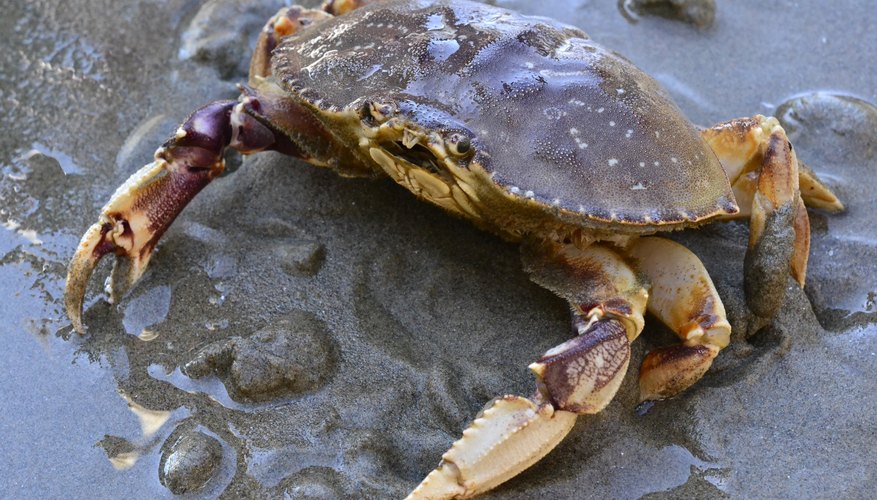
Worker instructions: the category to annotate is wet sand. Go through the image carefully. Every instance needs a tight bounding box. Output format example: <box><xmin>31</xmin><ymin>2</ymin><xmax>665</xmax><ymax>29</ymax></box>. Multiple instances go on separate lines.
<box><xmin>1</xmin><ymin>0</ymin><xmax>876</xmax><ymax>497</ymax></box>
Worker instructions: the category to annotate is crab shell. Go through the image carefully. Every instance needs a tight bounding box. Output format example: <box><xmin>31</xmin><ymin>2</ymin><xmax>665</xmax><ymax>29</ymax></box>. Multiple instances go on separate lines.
<box><xmin>264</xmin><ymin>0</ymin><xmax>738</xmax><ymax>240</ymax></box>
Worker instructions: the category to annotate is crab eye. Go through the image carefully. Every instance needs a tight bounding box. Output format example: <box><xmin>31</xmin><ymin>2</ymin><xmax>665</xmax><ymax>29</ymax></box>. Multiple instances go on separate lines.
<box><xmin>359</xmin><ymin>101</ymin><xmax>376</xmax><ymax>124</ymax></box>
<box><xmin>359</xmin><ymin>101</ymin><xmax>393</xmax><ymax>125</ymax></box>
<box><xmin>446</xmin><ymin>133</ymin><xmax>472</xmax><ymax>156</ymax></box>
<box><xmin>372</xmin><ymin>103</ymin><xmax>393</xmax><ymax>121</ymax></box>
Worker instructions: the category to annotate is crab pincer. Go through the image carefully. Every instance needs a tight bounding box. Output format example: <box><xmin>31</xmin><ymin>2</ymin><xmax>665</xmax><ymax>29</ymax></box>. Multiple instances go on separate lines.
<box><xmin>65</xmin><ymin>98</ymin><xmax>279</xmax><ymax>333</ymax></box>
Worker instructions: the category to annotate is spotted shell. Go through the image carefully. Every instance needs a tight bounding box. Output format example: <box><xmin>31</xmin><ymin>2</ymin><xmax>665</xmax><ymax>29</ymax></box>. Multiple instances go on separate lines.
<box><xmin>272</xmin><ymin>0</ymin><xmax>737</xmax><ymax>227</ymax></box>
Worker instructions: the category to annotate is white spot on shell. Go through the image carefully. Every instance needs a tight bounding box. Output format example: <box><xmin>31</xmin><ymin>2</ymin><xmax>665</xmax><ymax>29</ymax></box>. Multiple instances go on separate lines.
<box><xmin>631</xmin><ymin>182</ymin><xmax>646</xmax><ymax>190</ymax></box>
<box><xmin>617</xmin><ymin>88</ymin><xmax>626</xmax><ymax>94</ymax></box>
<box><xmin>552</xmin><ymin>198</ymin><xmax>561</xmax><ymax>206</ymax></box>
<box><xmin>543</xmin><ymin>108</ymin><xmax>565</xmax><ymax>120</ymax></box>
<box><xmin>639</xmin><ymin>162</ymin><xmax>646</xmax><ymax>167</ymax></box>
<box><xmin>626</xmin><ymin>129</ymin><xmax>633</xmax><ymax>138</ymax></box>
<box><xmin>609</xmin><ymin>121</ymin><xmax>616</xmax><ymax>127</ymax></box>
<box><xmin>510</xmin><ymin>186</ymin><xmax>520</xmax><ymax>194</ymax></box>
<box><xmin>597</xmin><ymin>107</ymin><xmax>605</xmax><ymax>113</ymax></box>
<box><xmin>608</xmin><ymin>158</ymin><xmax>619</xmax><ymax>166</ymax></box>
<box><xmin>525</xmin><ymin>62</ymin><xmax>535</xmax><ymax>69</ymax></box>
<box><xmin>524</xmin><ymin>190</ymin><xmax>535</xmax><ymax>198</ymax></box>
<box><xmin>569</xmin><ymin>127</ymin><xmax>580</xmax><ymax>136</ymax></box>
<box><xmin>671</xmin><ymin>157</ymin><xmax>678</xmax><ymax>163</ymax></box>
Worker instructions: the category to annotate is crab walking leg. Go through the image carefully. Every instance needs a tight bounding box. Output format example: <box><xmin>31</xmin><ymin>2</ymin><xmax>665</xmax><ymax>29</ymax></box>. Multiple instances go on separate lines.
<box><xmin>408</xmin><ymin>241</ymin><xmax>648</xmax><ymax>498</ymax></box>
<box><xmin>626</xmin><ymin>237</ymin><xmax>731</xmax><ymax>402</ymax></box>
<box><xmin>523</xmin><ymin>241</ymin><xmax>650</xmax><ymax>410</ymax></box>
<box><xmin>250</xmin><ymin>6</ymin><xmax>332</xmax><ymax>81</ymax></box>
<box><xmin>701</xmin><ymin>116</ymin><xmax>843</xmax><ymax>216</ymax></box>
<box><xmin>797</xmin><ymin>161</ymin><xmax>844</xmax><ymax>213</ymax></box>
<box><xmin>322</xmin><ymin>0</ymin><xmax>386</xmax><ymax>16</ymax></box>
<box><xmin>65</xmin><ymin>98</ymin><xmax>283</xmax><ymax>333</ymax></box>
<box><xmin>701</xmin><ymin>116</ymin><xmax>842</xmax><ymax>317</ymax></box>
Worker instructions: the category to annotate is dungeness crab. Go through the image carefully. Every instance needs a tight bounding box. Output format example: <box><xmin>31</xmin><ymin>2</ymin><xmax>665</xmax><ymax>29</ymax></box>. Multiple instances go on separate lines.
<box><xmin>65</xmin><ymin>0</ymin><xmax>844</xmax><ymax>497</ymax></box>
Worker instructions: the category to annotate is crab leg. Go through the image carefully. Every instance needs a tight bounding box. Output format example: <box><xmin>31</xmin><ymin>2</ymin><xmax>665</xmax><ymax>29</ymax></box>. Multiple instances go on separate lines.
<box><xmin>408</xmin><ymin>241</ymin><xmax>648</xmax><ymax>498</ymax></box>
<box><xmin>322</xmin><ymin>0</ymin><xmax>387</xmax><ymax>16</ymax></box>
<box><xmin>65</xmin><ymin>97</ymin><xmax>285</xmax><ymax>333</ymax></box>
<box><xmin>701</xmin><ymin>116</ymin><xmax>842</xmax><ymax>317</ymax></box>
<box><xmin>625</xmin><ymin>237</ymin><xmax>731</xmax><ymax>402</ymax></box>
<box><xmin>250</xmin><ymin>6</ymin><xmax>332</xmax><ymax>81</ymax></box>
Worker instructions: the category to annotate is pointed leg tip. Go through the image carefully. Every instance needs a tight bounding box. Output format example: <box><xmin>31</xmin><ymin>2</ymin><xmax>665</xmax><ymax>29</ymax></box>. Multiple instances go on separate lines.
<box><xmin>70</xmin><ymin>317</ymin><xmax>86</xmax><ymax>335</ymax></box>
<box><xmin>798</xmin><ymin>160</ymin><xmax>845</xmax><ymax>214</ymax></box>
<box><xmin>639</xmin><ymin>343</ymin><xmax>719</xmax><ymax>402</ymax></box>
<box><xmin>792</xmin><ymin>269</ymin><xmax>807</xmax><ymax>289</ymax></box>
<box><xmin>803</xmin><ymin>197</ymin><xmax>845</xmax><ymax>214</ymax></box>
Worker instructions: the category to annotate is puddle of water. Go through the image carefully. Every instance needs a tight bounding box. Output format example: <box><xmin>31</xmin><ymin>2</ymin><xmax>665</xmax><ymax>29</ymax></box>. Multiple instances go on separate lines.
<box><xmin>590</xmin><ymin>439</ymin><xmax>728</xmax><ymax>499</ymax></box>
<box><xmin>19</xmin><ymin>143</ymin><xmax>84</xmax><ymax>175</ymax></box>
<box><xmin>0</xmin><ymin>330</ymin><xmax>174</xmax><ymax>497</ymax></box>
<box><xmin>428</xmin><ymin>38</ymin><xmax>460</xmax><ymax>62</ymax></box>
<box><xmin>245</xmin><ymin>443</ymin><xmax>342</xmax><ymax>489</ymax></box>
<box><xmin>122</xmin><ymin>285</ymin><xmax>172</xmax><ymax>337</ymax></box>
<box><xmin>148</xmin><ymin>365</ymin><xmax>245</xmax><ymax>411</ymax></box>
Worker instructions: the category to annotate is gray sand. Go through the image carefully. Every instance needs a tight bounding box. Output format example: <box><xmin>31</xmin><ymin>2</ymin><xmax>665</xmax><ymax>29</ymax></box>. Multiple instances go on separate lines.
<box><xmin>1</xmin><ymin>0</ymin><xmax>876</xmax><ymax>497</ymax></box>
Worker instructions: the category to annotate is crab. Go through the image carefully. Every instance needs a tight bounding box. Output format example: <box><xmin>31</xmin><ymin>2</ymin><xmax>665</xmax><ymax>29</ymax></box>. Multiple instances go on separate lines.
<box><xmin>65</xmin><ymin>0</ymin><xmax>844</xmax><ymax>497</ymax></box>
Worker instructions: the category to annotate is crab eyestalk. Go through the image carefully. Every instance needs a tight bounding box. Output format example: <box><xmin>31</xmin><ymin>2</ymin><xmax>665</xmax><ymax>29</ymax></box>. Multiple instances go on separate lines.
<box><xmin>65</xmin><ymin>99</ymin><xmax>277</xmax><ymax>333</ymax></box>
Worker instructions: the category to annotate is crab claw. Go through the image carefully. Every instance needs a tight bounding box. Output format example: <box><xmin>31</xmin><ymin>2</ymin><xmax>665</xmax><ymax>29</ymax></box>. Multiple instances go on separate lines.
<box><xmin>65</xmin><ymin>145</ymin><xmax>228</xmax><ymax>332</ymax></box>
<box><xmin>66</xmin><ymin>160</ymin><xmax>167</xmax><ymax>333</ymax></box>
<box><xmin>407</xmin><ymin>396</ymin><xmax>576</xmax><ymax>499</ymax></box>
<box><xmin>65</xmin><ymin>99</ymin><xmax>271</xmax><ymax>333</ymax></box>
